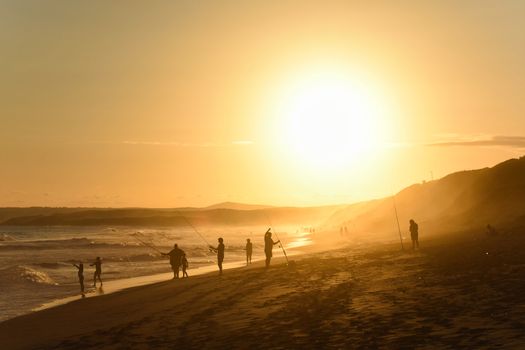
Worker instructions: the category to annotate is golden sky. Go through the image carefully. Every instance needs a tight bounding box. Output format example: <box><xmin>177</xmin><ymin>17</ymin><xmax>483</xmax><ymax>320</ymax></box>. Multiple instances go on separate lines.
<box><xmin>1</xmin><ymin>0</ymin><xmax>524</xmax><ymax>207</ymax></box>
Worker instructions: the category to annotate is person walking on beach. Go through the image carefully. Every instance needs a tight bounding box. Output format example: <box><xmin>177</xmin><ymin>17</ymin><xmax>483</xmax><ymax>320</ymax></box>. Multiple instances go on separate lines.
<box><xmin>245</xmin><ymin>238</ymin><xmax>253</xmax><ymax>265</ymax></box>
<box><xmin>264</xmin><ymin>228</ymin><xmax>280</xmax><ymax>268</ymax></box>
<box><xmin>209</xmin><ymin>237</ymin><xmax>225</xmax><ymax>274</ymax></box>
<box><xmin>90</xmin><ymin>257</ymin><xmax>103</xmax><ymax>287</ymax></box>
<box><xmin>181</xmin><ymin>253</ymin><xmax>189</xmax><ymax>278</ymax></box>
<box><xmin>162</xmin><ymin>244</ymin><xmax>184</xmax><ymax>279</ymax></box>
<box><xmin>73</xmin><ymin>262</ymin><xmax>85</xmax><ymax>295</ymax></box>
<box><xmin>409</xmin><ymin>219</ymin><xmax>419</xmax><ymax>250</ymax></box>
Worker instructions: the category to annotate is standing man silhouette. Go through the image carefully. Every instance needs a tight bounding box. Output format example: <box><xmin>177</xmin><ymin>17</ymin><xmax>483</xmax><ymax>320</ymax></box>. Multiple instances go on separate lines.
<box><xmin>209</xmin><ymin>237</ymin><xmax>225</xmax><ymax>274</ymax></box>
<box><xmin>264</xmin><ymin>228</ymin><xmax>280</xmax><ymax>268</ymax></box>
<box><xmin>409</xmin><ymin>219</ymin><xmax>419</xmax><ymax>250</ymax></box>
<box><xmin>162</xmin><ymin>244</ymin><xmax>184</xmax><ymax>279</ymax></box>
<box><xmin>90</xmin><ymin>257</ymin><xmax>103</xmax><ymax>287</ymax></box>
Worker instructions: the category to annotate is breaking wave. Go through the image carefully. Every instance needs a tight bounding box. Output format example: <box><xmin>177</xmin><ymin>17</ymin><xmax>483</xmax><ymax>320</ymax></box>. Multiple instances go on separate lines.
<box><xmin>0</xmin><ymin>265</ymin><xmax>58</xmax><ymax>285</ymax></box>
<box><xmin>0</xmin><ymin>233</ymin><xmax>17</xmax><ymax>241</ymax></box>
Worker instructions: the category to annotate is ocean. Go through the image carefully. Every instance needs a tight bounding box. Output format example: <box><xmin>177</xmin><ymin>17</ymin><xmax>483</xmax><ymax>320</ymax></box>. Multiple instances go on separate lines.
<box><xmin>0</xmin><ymin>225</ymin><xmax>311</xmax><ymax>321</ymax></box>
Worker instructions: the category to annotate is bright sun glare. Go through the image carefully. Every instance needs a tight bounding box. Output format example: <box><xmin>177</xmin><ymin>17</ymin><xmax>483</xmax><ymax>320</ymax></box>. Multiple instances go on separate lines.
<box><xmin>278</xmin><ymin>72</ymin><xmax>390</xmax><ymax>170</ymax></box>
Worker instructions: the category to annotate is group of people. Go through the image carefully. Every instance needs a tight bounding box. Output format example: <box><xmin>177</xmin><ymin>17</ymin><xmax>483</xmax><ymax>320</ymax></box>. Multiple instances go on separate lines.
<box><xmin>161</xmin><ymin>244</ymin><xmax>189</xmax><ymax>279</ymax></box>
<box><xmin>73</xmin><ymin>222</ymin><xmax>421</xmax><ymax>294</ymax></box>
<box><xmin>72</xmin><ymin>256</ymin><xmax>103</xmax><ymax>295</ymax></box>
<box><xmin>161</xmin><ymin>227</ymin><xmax>281</xmax><ymax>278</ymax></box>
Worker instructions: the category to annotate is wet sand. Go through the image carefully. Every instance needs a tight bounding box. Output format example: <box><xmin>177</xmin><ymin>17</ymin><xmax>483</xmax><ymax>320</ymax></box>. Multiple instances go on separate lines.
<box><xmin>1</xmin><ymin>230</ymin><xmax>525</xmax><ymax>349</ymax></box>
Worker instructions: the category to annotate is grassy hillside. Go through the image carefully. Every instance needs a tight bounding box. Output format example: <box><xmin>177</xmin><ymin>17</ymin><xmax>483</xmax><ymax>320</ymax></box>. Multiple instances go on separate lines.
<box><xmin>326</xmin><ymin>156</ymin><xmax>525</xmax><ymax>238</ymax></box>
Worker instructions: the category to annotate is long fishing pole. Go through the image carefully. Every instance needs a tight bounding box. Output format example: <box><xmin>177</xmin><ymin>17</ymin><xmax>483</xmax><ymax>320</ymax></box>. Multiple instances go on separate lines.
<box><xmin>265</xmin><ymin>214</ymin><xmax>289</xmax><ymax>265</ymax></box>
<box><xmin>174</xmin><ymin>209</ymin><xmax>212</xmax><ymax>247</ymax></box>
<box><xmin>392</xmin><ymin>195</ymin><xmax>404</xmax><ymax>251</ymax></box>
<box><xmin>131</xmin><ymin>233</ymin><xmax>163</xmax><ymax>255</ymax></box>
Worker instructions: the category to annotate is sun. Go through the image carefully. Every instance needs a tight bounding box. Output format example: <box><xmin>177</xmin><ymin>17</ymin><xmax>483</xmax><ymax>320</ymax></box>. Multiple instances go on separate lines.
<box><xmin>277</xmin><ymin>72</ymin><xmax>389</xmax><ymax>170</ymax></box>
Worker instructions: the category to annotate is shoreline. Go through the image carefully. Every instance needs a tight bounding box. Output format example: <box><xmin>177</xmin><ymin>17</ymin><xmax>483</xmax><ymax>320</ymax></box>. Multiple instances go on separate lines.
<box><xmin>33</xmin><ymin>256</ymin><xmax>265</xmax><ymax>313</ymax></box>
<box><xmin>0</xmin><ymin>225</ymin><xmax>318</xmax><ymax>322</ymax></box>
<box><xmin>4</xmin><ymin>231</ymin><xmax>525</xmax><ymax>349</ymax></box>
<box><xmin>30</xmin><ymin>239</ymin><xmax>315</xmax><ymax>317</ymax></box>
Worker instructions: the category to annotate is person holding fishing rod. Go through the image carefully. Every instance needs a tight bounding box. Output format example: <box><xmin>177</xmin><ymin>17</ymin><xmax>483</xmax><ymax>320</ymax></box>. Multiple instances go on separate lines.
<box><xmin>90</xmin><ymin>257</ymin><xmax>103</xmax><ymax>287</ymax></box>
<box><xmin>264</xmin><ymin>228</ymin><xmax>281</xmax><ymax>268</ymax></box>
<box><xmin>72</xmin><ymin>262</ymin><xmax>85</xmax><ymax>296</ymax></box>
<box><xmin>161</xmin><ymin>243</ymin><xmax>185</xmax><ymax>279</ymax></box>
<box><xmin>209</xmin><ymin>237</ymin><xmax>225</xmax><ymax>275</ymax></box>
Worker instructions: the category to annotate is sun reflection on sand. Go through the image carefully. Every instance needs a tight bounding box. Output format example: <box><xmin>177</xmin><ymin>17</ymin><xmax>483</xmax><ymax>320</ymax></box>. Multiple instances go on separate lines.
<box><xmin>286</xmin><ymin>230</ymin><xmax>314</xmax><ymax>249</ymax></box>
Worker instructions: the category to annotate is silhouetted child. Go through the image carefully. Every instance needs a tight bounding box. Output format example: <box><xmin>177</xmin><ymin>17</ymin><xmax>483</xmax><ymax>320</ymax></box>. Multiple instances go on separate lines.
<box><xmin>73</xmin><ymin>262</ymin><xmax>85</xmax><ymax>295</ymax></box>
<box><xmin>182</xmin><ymin>254</ymin><xmax>189</xmax><ymax>278</ymax></box>
<box><xmin>245</xmin><ymin>238</ymin><xmax>253</xmax><ymax>265</ymax></box>
<box><xmin>90</xmin><ymin>256</ymin><xmax>103</xmax><ymax>287</ymax></box>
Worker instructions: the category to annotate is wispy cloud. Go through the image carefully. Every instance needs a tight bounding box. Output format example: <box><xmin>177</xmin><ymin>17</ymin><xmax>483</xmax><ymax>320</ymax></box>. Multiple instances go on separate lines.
<box><xmin>231</xmin><ymin>140</ymin><xmax>254</xmax><ymax>145</ymax></box>
<box><xmin>120</xmin><ymin>140</ymin><xmax>254</xmax><ymax>147</ymax></box>
<box><xmin>122</xmin><ymin>141</ymin><xmax>218</xmax><ymax>147</ymax></box>
<box><xmin>428</xmin><ymin>135</ymin><xmax>525</xmax><ymax>149</ymax></box>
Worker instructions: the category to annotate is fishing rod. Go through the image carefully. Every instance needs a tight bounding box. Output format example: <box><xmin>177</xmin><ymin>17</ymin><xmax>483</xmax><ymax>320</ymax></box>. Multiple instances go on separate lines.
<box><xmin>174</xmin><ymin>209</ymin><xmax>212</xmax><ymax>247</ymax></box>
<box><xmin>392</xmin><ymin>195</ymin><xmax>405</xmax><ymax>251</ymax></box>
<box><xmin>131</xmin><ymin>233</ymin><xmax>164</xmax><ymax>255</ymax></box>
<box><xmin>265</xmin><ymin>214</ymin><xmax>290</xmax><ymax>265</ymax></box>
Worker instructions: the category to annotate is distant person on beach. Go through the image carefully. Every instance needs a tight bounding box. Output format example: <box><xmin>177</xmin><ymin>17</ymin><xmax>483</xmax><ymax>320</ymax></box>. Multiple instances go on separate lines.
<box><xmin>181</xmin><ymin>254</ymin><xmax>189</xmax><ymax>278</ymax></box>
<box><xmin>73</xmin><ymin>262</ymin><xmax>85</xmax><ymax>295</ymax></box>
<box><xmin>90</xmin><ymin>257</ymin><xmax>103</xmax><ymax>287</ymax></box>
<box><xmin>162</xmin><ymin>244</ymin><xmax>184</xmax><ymax>279</ymax></box>
<box><xmin>486</xmin><ymin>224</ymin><xmax>498</xmax><ymax>236</ymax></box>
<box><xmin>209</xmin><ymin>238</ymin><xmax>225</xmax><ymax>274</ymax></box>
<box><xmin>245</xmin><ymin>238</ymin><xmax>253</xmax><ymax>265</ymax></box>
<box><xmin>264</xmin><ymin>228</ymin><xmax>280</xmax><ymax>268</ymax></box>
<box><xmin>409</xmin><ymin>219</ymin><xmax>419</xmax><ymax>250</ymax></box>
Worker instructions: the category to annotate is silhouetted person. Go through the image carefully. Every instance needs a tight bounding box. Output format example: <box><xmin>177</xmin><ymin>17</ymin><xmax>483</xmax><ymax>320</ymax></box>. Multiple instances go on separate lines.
<box><xmin>162</xmin><ymin>243</ymin><xmax>184</xmax><ymax>279</ymax></box>
<box><xmin>209</xmin><ymin>237</ymin><xmax>225</xmax><ymax>274</ymax></box>
<box><xmin>90</xmin><ymin>257</ymin><xmax>103</xmax><ymax>287</ymax></box>
<box><xmin>181</xmin><ymin>254</ymin><xmax>189</xmax><ymax>278</ymax></box>
<box><xmin>409</xmin><ymin>219</ymin><xmax>419</xmax><ymax>250</ymax></box>
<box><xmin>264</xmin><ymin>228</ymin><xmax>280</xmax><ymax>268</ymax></box>
<box><xmin>344</xmin><ymin>226</ymin><xmax>348</xmax><ymax>235</ymax></box>
<box><xmin>245</xmin><ymin>238</ymin><xmax>253</xmax><ymax>265</ymax></box>
<box><xmin>73</xmin><ymin>262</ymin><xmax>85</xmax><ymax>295</ymax></box>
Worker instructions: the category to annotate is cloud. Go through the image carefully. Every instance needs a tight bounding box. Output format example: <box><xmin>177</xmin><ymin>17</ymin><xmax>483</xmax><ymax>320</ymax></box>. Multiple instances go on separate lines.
<box><xmin>428</xmin><ymin>135</ymin><xmax>525</xmax><ymax>149</ymax></box>
<box><xmin>120</xmin><ymin>140</ymin><xmax>254</xmax><ymax>147</ymax></box>
<box><xmin>231</xmin><ymin>140</ymin><xmax>254</xmax><ymax>145</ymax></box>
<box><xmin>122</xmin><ymin>141</ymin><xmax>218</xmax><ymax>147</ymax></box>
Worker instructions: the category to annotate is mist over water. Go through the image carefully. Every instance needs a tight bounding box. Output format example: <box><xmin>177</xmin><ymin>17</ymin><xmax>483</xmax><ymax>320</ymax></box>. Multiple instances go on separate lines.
<box><xmin>0</xmin><ymin>225</ymin><xmax>311</xmax><ymax>321</ymax></box>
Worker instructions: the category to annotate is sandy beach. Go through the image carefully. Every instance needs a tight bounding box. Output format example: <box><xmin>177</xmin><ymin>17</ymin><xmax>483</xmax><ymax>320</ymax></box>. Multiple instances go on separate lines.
<box><xmin>1</xmin><ymin>230</ymin><xmax>525</xmax><ymax>349</ymax></box>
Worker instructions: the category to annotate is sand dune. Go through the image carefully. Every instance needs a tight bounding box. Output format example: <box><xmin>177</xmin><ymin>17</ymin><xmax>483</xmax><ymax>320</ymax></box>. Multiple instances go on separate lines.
<box><xmin>1</xmin><ymin>230</ymin><xmax>525</xmax><ymax>349</ymax></box>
